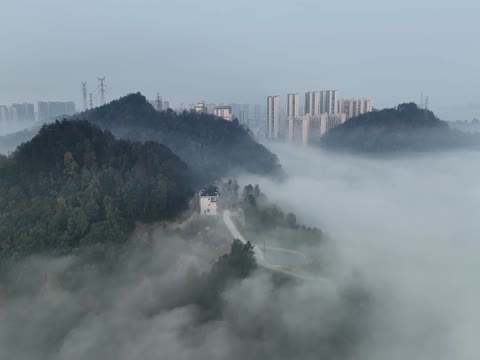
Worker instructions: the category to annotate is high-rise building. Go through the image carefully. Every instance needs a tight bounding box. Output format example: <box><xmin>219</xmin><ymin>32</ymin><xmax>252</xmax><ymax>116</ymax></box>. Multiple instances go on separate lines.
<box><xmin>0</xmin><ymin>105</ymin><xmax>7</xmax><ymax>132</ymax></box>
<box><xmin>229</xmin><ymin>104</ymin><xmax>250</xmax><ymax>125</ymax></box>
<box><xmin>239</xmin><ymin>104</ymin><xmax>249</xmax><ymax>125</ymax></box>
<box><xmin>305</xmin><ymin>91</ymin><xmax>320</xmax><ymax>115</ymax></box>
<box><xmin>287</xmin><ymin>93</ymin><xmax>299</xmax><ymax>119</ymax></box>
<box><xmin>11</xmin><ymin>103</ymin><xmax>35</xmax><ymax>122</ymax></box>
<box><xmin>249</xmin><ymin>104</ymin><xmax>263</xmax><ymax>131</ymax></box>
<box><xmin>288</xmin><ymin>116</ymin><xmax>310</xmax><ymax>146</ymax></box>
<box><xmin>326</xmin><ymin>113</ymin><xmax>346</xmax><ymax>131</ymax></box>
<box><xmin>37</xmin><ymin>101</ymin><xmax>76</xmax><ymax>121</ymax></box>
<box><xmin>7</xmin><ymin>107</ymin><xmax>18</xmax><ymax>122</ymax></box>
<box><xmin>288</xmin><ymin>113</ymin><xmax>345</xmax><ymax>147</ymax></box>
<box><xmin>213</xmin><ymin>106</ymin><xmax>233</xmax><ymax>121</ymax></box>
<box><xmin>340</xmin><ymin>98</ymin><xmax>373</xmax><ymax>119</ymax></box>
<box><xmin>267</xmin><ymin>96</ymin><xmax>280</xmax><ymax>139</ymax></box>
<box><xmin>308</xmin><ymin>114</ymin><xmax>328</xmax><ymax>141</ymax></box>
<box><xmin>319</xmin><ymin>90</ymin><xmax>339</xmax><ymax>115</ymax></box>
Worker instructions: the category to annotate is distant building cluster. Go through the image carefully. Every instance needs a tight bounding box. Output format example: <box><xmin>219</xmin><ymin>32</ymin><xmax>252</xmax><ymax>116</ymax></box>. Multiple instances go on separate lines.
<box><xmin>267</xmin><ymin>91</ymin><xmax>373</xmax><ymax>146</ymax></box>
<box><xmin>37</xmin><ymin>101</ymin><xmax>76</xmax><ymax>122</ymax></box>
<box><xmin>188</xmin><ymin>101</ymin><xmax>265</xmax><ymax>131</ymax></box>
<box><xmin>0</xmin><ymin>100</ymin><xmax>76</xmax><ymax>133</ymax></box>
<box><xmin>0</xmin><ymin>103</ymin><xmax>35</xmax><ymax>125</ymax></box>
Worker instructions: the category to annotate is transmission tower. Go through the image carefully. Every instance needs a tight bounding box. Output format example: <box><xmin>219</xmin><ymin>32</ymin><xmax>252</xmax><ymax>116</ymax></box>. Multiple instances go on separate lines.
<box><xmin>81</xmin><ymin>82</ymin><xmax>88</xmax><ymax>110</ymax></box>
<box><xmin>425</xmin><ymin>96</ymin><xmax>430</xmax><ymax>110</ymax></box>
<box><xmin>156</xmin><ymin>93</ymin><xmax>163</xmax><ymax>111</ymax></box>
<box><xmin>97</xmin><ymin>77</ymin><xmax>106</xmax><ymax>105</ymax></box>
<box><xmin>89</xmin><ymin>93</ymin><xmax>94</xmax><ymax>109</ymax></box>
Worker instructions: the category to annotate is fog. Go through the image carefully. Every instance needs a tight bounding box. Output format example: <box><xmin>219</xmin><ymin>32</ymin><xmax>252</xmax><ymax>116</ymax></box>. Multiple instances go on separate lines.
<box><xmin>241</xmin><ymin>144</ymin><xmax>480</xmax><ymax>359</ymax></box>
<box><xmin>0</xmin><ymin>121</ymin><xmax>36</xmax><ymax>137</ymax></box>
<box><xmin>2</xmin><ymin>144</ymin><xmax>480</xmax><ymax>359</ymax></box>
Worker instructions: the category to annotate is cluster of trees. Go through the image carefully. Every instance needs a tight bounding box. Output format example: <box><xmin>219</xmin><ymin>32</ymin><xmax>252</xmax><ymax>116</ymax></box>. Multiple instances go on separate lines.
<box><xmin>78</xmin><ymin>93</ymin><xmax>282</xmax><ymax>184</ymax></box>
<box><xmin>241</xmin><ymin>184</ymin><xmax>325</xmax><ymax>246</ymax></box>
<box><xmin>189</xmin><ymin>239</ymin><xmax>257</xmax><ymax>320</ymax></box>
<box><xmin>0</xmin><ymin>127</ymin><xmax>40</xmax><ymax>155</ymax></box>
<box><xmin>0</xmin><ymin>120</ymin><xmax>193</xmax><ymax>261</ymax></box>
<box><xmin>320</xmin><ymin>103</ymin><xmax>480</xmax><ymax>153</ymax></box>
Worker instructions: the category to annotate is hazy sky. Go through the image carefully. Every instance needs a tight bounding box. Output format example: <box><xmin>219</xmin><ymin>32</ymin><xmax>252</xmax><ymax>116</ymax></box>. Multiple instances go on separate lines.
<box><xmin>2</xmin><ymin>0</ymin><xmax>479</xmax><ymax>117</ymax></box>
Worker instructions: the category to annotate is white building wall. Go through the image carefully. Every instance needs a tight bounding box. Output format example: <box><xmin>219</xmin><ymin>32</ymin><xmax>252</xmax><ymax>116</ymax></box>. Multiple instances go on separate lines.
<box><xmin>200</xmin><ymin>196</ymin><xmax>218</xmax><ymax>215</ymax></box>
<box><xmin>340</xmin><ymin>98</ymin><xmax>373</xmax><ymax>119</ymax></box>
<box><xmin>305</xmin><ymin>91</ymin><xmax>320</xmax><ymax>115</ymax></box>
<box><xmin>319</xmin><ymin>90</ymin><xmax>339</xmax><ymax>115</ymax></box>
<box><xmin>0</xmin><ymin>106</ymin><xmax>7</xmax><ymax>133</ymax></box>
<box><xmin>326</xmin><ymin>113</ymin><xmax>346</xmax><ymax>131</ymax></box>
<box><xmin>267</xmin><ymin>95</ymin><xmax>280</xmax><ymax>139</ymax></box>
<box><xmin>194</xmin><ymin>102</ymin><xmax>208</xmax><ymax>113</ymax></box>
<box><xmin>287</xmin><ymin>93</ymin><xmax>299</xmax><ymax>119</ymax></box>
<box><xmin>213</xmin><ymin>106</ymin><xmax>233</xmax><ymax>121</ymax></box>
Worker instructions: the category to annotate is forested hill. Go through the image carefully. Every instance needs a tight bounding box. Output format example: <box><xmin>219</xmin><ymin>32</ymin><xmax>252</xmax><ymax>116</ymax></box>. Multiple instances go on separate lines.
<box><xmin>0</xmin><ymin>120</ymin><xmax>193</xmax><ymax>261</ymax></box>
<box><xmin>78</xmin><ymin>93</ymin><xmax>282</xmax><ymax>183</ymax></box>
<box><xmin>320</xmin><ymin>103</ymin><xmax>480</xmax><ymax>153</ymax></box>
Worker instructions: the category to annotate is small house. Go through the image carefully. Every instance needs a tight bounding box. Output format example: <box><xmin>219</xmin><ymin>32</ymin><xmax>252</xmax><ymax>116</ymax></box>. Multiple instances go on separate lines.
<box><xmin>199</xmin><ymin>185</ymin><xmax>219</xmax><ymax>215</ymax></box>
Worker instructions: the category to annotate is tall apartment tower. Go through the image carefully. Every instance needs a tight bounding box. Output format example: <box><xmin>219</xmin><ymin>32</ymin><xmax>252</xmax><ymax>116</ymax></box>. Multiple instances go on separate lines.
<box><xmin>340</xmin><ymin>98</ymin><xmax>373</xmax><ymax>119</ymax></box>
<box><xmin>267</xmin><ymin>95</ymin><xmax>280</xmax><ymax>139</ymax></box>
<box><xmin>305</xmin><ymin>91</ymin><xmax>320</xmax><ymax>115</ymax></box>
<box><xmin>287</xmin><ymin>93</ymin><xmax>299</xmax><ymax>119</ymax></box>
<box><xmin>319</xmin><ymin>90</ymin><xmax>339</xmax><ymax>115</ymax></box>
<box><xmin>0</xmin><ymin>105</ymin><xmax>7</xmax><ymax>132</ymax></box>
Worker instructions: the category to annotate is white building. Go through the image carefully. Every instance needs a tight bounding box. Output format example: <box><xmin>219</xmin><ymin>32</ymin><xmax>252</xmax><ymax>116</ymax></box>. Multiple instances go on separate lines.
<box><xmin>199</xmin><ymin>186</ymin><xmax>219</xmax><ymax>216</ymax></box>
<box><xmin>305</xmin><ymin>91</ymin><xmax>320</xmax><ymax>115</ymax></box>
<box><xmin>267</xmin><ymin>95</ymin><xmax>280</xmax><ymax>139</ymax></box>
<box><xmin>213</xmin><ymin>106</ymin><xmax>233</xmax><ymax>121</ymax></box>
<box><xmin>308</xmin><ymin>114</ymin><xmax>328</xmax><ymax>141</ymax></box>
<box><xmin>319</xmin><ymin>90</ymin><xmax>340</xmax><ymax>115</ymax></box>
<box><xmin>0</xmin><ymin>106</ymin><xmax>7</xmax><ymax>132</ymax></box>
<box><xmin>288</xmin><ymin>116</ymin><xmax>311</xmax><ymax>146</ymax></box>
<box><xmin>287</xmin><ymin>93</ymin><xmax>299</xmax><ymax>119</ymax></box>
<box><xmin>340</xmin><ymin>98</ymin><xmax>373</xmax><ymax>119</ymax></box>
<box><xmin>288</xmin><ymin>113</ymin><xmax>345</xmax><ymax>147</ymax></box>
<box><xmin>37</xmin><ymin>101</ymin><xmax>76</xmax><ymax>121</ymax></box>
<box><xmin>194</xmin><ymin>102</ymin><xmax>208</xmax><ymax>113</ymax></box>
<box><xmin>326</xmin><ymin>113</ymin><xmax>347</xmax><ymax>131</ymax></box>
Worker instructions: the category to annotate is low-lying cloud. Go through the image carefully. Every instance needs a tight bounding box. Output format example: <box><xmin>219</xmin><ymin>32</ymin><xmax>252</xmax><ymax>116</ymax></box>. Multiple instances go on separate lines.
<box><xmin>2</xmin><ymin>143</ymin><xmax>478</xmax><ymax>359</ymax></box>
<box><xmin>240</xmin><ymin>144</ymin><xmax>480</xmax><ymax>359</ymax></box>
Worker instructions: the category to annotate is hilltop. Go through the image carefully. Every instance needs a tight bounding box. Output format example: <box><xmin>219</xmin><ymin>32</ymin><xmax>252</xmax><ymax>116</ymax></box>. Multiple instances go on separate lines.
<box><xmin>320</xmin><ymin>103</ymin><xmax>480</xmax><ymax>153</ymax></box>
<box><xmin>0</xmin><ymin>120</ymin><xmax>193</xmax><ymax>261</ymax></box>
<box><xmin>78</xmin><ymin>93</ymin><xmax>282</xmax><ymax>184</ymax></box>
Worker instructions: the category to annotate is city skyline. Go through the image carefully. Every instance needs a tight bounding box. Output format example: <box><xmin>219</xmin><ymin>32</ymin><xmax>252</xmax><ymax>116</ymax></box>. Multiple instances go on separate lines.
<box><xmin>2</xmin><ymin>0</ymin><xmax>480</xmax><ymax>120</ymax></box>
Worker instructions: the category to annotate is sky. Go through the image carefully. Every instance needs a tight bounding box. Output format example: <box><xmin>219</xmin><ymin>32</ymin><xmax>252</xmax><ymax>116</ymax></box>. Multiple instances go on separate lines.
<box><xmin>1</xmin><ymin>0</ymin><xmax>480</xmax><ymax>119</ymax></box>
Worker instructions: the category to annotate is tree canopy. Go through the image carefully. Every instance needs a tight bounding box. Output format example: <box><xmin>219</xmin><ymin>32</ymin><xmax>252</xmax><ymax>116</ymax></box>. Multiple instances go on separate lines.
<box><xmin>77</xmin><ymin>93</ymin><xmax>282</xmax><ymax>184</ymax></box>
<box><xmin>0</xmin><ymin>120</ymin><xmax>193</xmax><ymax>261</ymax></box>
<box><xmin>320</xmin><ymin>103</ymin><xmax>480</xmax><ymax>153</ymax></box>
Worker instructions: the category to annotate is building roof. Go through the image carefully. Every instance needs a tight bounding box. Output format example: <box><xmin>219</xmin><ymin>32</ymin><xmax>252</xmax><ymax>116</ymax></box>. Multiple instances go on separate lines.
<box><xmin>200</xmin><ymin>185</ymin><xmax>219</xmax><ymax>197</ymax></box>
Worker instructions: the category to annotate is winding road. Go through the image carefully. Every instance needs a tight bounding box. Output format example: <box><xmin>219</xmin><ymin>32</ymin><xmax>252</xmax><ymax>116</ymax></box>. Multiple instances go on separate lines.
<box><xmin>223</xmin><ymin>210</ymin><xmax>316</xmax><ymax>280</ymax></box>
